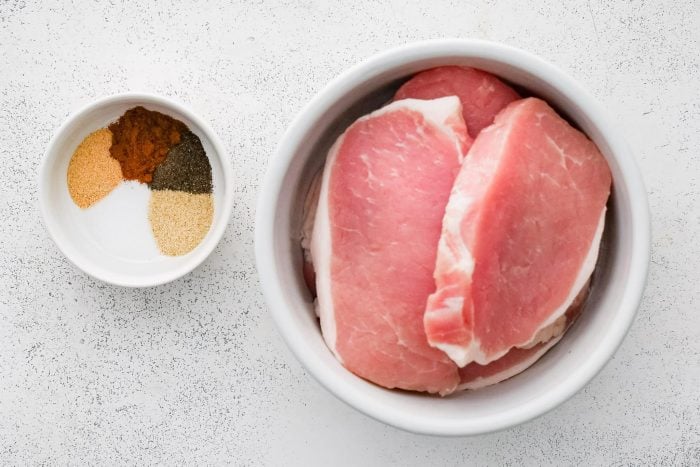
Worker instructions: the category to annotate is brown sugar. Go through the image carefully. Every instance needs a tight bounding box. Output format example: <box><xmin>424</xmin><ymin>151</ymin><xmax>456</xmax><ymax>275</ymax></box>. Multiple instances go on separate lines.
<box><xmin>108</xmin><ymin>106</ymin><xmax>186</xmax><ymax>183</ymax></box>
<box><xmin>148</xmin><ymin>190</ymin><xmax>213</xmax><ymax>256</ymax></box>
<box><xmin>67</xmin><ymin>128</ymin><xmax>122</xmax><ymax>208</ymax></box>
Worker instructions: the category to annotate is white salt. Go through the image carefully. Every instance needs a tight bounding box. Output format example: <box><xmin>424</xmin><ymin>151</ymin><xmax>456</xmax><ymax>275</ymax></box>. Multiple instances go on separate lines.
<box><xmin>81</xmin><ymin>181</ymin><xmax>161</xmax><ymax>261</ymax></box>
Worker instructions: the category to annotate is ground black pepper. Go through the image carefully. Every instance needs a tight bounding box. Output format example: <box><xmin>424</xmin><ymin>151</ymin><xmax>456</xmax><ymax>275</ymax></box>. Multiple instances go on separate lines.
<box><xmin>150</xmin><ymin>130</ymin><xmax>213</xmax><ymax>194</ymax></box>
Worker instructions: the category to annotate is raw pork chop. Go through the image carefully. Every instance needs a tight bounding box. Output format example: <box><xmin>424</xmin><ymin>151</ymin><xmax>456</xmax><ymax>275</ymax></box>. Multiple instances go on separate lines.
<box><xmin>457</xmin><ymin>282</ymin><xmax>588</xmax><ymax>390</ymax></box>
<box><xmin>424</xmin><ymin>97</ymin><xmax>611</xmax><ymax>367</ymax></box>
<box><xmin>302</xmin><ymin>138</ymin><xmax>588</xmax><ymax>393</ymax></box>
<box><xmin>304</xmin><ymin>66</ymin><xmax>516</xmax><ymax>299</ymax></box>
<box><xmin>394</xmin><ymin>66</ymin><xmax>520</xmax><ymax>138</ymax></box>
<box><xmin>311</xmin><ymin>97</ymin><xmax>471</xmax><ymax>394</ymax></box>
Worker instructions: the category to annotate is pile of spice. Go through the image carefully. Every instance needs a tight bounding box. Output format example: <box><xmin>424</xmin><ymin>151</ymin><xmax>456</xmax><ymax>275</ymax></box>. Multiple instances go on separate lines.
<box><xmin>108</xmin><ymin>106</ymin><xmax>187</xmax><ymax>183</ymax></box>
<box><xmin>66</xmin><ymin>128</ymin><xmax>122</xmax><ymax>208</ymax></box>
<box><xmin>66</xmin><ymin>106</ymin><xmax>214</xmax><ymax>257</ymax></box>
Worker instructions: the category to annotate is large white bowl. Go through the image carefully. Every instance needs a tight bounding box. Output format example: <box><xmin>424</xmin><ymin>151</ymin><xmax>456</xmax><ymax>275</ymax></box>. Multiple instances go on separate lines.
<box><xmin>40</xmin><ymin>93</ymin><xmax>234</xmax><ymax>287</ymax></box>
<box><xmin>255</xmin><ymin>40</ymin><xmax>650</xmax><ymax>436</ymax></box>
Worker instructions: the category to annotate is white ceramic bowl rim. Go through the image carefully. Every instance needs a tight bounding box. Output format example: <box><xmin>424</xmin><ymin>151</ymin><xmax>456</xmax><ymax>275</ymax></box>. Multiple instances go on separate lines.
<box><xmin>255</xmin><ymin>39</ymin><xmax>650</xmax><ymax>435</ymax></box>
<box><xmin>39</xmin><ymin>92</ymin><xmax>235</xmax><ymax>287</ymax></box>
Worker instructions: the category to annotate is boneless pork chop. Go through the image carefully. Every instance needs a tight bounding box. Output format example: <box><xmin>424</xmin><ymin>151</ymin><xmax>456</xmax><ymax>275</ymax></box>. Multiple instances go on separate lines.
<box><xmin>301</xmin><ymin>67</ymin><xmax>519</xmax><ymax>297</ymax></box>
<box><xmin>394</xmin><ymin>66</ymin><xmax>520</xmax><ymax>138</ymax></box>
<box><xmin>311</xmin><ymin>97</ymin><xmax>471</xmax><ymax>394</ymax></box>
<box><xmin>425</xmin><ymin>98</ymin><xmax>611</xmax><ymax>367</ymax></box>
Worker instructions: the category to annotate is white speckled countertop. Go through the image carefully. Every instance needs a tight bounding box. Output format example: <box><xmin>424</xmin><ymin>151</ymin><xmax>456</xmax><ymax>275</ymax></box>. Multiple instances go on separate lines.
<box><xmin>1</xmin><ymin>1</ymin><xmax>698</xmax><ymax>464</ymax></box>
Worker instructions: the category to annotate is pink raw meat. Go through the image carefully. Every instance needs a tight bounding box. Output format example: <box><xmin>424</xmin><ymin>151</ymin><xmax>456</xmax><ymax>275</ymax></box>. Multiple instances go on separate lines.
<box><xmin>394</xmin><ymin>66</ymin><xmax>520</xmax><ymax>138</ymax></box>
<box><xmin>424</xmin><ymin>97</ymin><xmax>611</xmax><ymax>367</ymax></box>
<box><xmin>301</xmin><ymin>144</ymin><xmax>588</xmax><ymax>393</ymax></box>
<box><xmin>311</xmin><ymin>97</ymin><xmax>471</xmax><ymax>394</ymax></box>
<box><xmin>457</xmin><ymin>282</ymin><xmax>588</xmax><ymax>390</ymax></box>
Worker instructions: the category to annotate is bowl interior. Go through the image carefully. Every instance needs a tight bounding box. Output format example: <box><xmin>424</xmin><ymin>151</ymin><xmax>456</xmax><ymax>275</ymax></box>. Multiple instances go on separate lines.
<box><xmin>262</xmin><ymin>44</ymin><xmax>647</xmax><ymax>435</ymax></box>
<box><xmin>41</xmin><ymin>96</ymin><xmax>229</xmax><ymax>286</ymax></box>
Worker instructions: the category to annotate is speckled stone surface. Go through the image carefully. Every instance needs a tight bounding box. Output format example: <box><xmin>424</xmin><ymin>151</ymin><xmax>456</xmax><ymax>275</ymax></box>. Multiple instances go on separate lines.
<box><xmin>0</xmin><ymin>1</ymin><xmax>698</xmax><ymax>465</ymax></box>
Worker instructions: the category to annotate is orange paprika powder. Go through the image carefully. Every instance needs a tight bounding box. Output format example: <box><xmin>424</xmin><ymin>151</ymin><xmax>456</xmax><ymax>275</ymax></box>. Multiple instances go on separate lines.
<box><xmin>108</xmin><ymin>106</ymin><xmax>186</xmax><ymax>183</ymax></box>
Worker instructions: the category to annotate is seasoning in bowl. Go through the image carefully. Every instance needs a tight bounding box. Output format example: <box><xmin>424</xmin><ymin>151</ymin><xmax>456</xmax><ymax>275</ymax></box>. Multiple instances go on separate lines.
<box><xmin>66</xmin><ymin>128</ymin><xmax>122</xmax><ymax>208</ymax></box>
<box><xmin>150</xmin><ymin>130</ymin><xmax>213</xmax><ymax>193</ymax></box>
<box><xmin>65</xmin><ymin>106</ymin><xmax>214</xmax><ymax>257</ymax></box>
<box><xmin>149</xmin><ymin>190</ymin><xmax>214</xmax><ymax>256</ymax></box>
<box><xmin>108</xmin><ymin>106</ymin><xmax>186</xmax><ymax>183</ymax></box>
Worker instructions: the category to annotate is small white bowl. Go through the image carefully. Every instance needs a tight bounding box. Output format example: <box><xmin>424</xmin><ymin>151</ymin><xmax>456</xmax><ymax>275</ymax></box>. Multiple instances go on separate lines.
<box><xmin>39</xmin><ymin>93</ymin><xmax>234</xmax><ymax>287</ymax></box>
<box><xmin>255</xmin><ymin>40</ymin><xmax>650</xmax><ymax>436</ymax></box>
